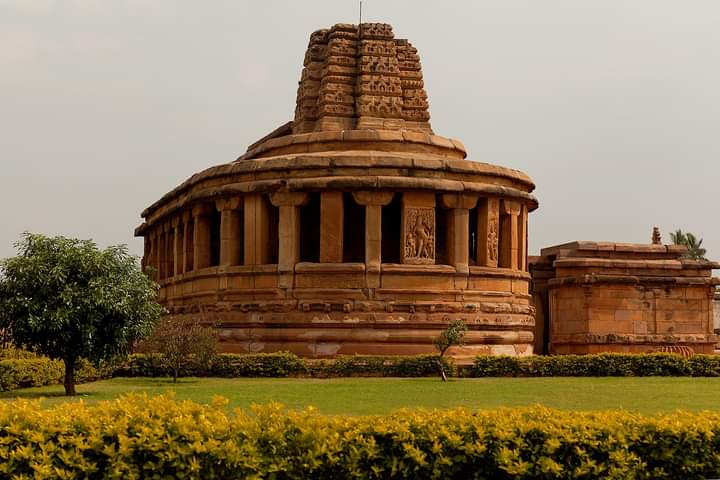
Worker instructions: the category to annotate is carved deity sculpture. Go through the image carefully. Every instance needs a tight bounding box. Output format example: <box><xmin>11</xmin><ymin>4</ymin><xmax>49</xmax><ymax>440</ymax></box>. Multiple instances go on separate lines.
<box><xmin>488</xmin><ymin>221</ymin><xmax>498</xmax><ymax>262</ymax></box>
<box><xmin>402</xmin><ymin>207</ymin><xmax>435</xmax><ymax>264</ymax></box>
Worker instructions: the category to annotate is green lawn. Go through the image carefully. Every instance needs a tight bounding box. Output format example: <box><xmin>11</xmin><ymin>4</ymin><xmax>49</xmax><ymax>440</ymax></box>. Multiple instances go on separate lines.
<box><xmin>3</xmin><ymin>377</ymin><xmax>720</xmax><ymax>415</ymax></box>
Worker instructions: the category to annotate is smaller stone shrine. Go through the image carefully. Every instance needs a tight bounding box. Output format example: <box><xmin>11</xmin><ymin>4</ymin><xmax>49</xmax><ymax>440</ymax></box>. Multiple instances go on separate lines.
<box><xmin>714</xmin><ymin>289</ymin><xmax>720</xmax><ymax>352</ymax></box>
<box><xmin>530</xmin><ymin>241</ymin><xmax>720</xmax><ymax>354</ymax></box>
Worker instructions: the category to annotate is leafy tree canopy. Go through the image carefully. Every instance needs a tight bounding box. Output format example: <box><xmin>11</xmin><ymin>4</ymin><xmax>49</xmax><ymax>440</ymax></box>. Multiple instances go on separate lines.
<box><xmin>0</xmin><ymin>233</ymin><xmax>162</xmax><ymax>394</ymax></box>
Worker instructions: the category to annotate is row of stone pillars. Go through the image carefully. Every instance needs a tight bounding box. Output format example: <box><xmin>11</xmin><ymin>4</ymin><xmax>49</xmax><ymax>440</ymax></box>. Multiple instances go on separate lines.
<box><xmin>144</xmin><ymin>190</ymin><xmax>528</xmax><ymax>284</ymax></box>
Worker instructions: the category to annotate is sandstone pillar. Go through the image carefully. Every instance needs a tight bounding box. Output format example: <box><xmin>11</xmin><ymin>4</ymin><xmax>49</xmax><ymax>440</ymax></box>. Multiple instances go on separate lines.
<box><xmin>319</xmin><ymin>191</ymin><xmax>344</xmax><ymax>263</ymax></box>
<box><xmin>440</xmin><ymin>193</ymin><xmax>479</xmax><ymax>278</ymax></box>
<box><xmin>352</xmin><ymin>191</ymin><xmax>394</xmax><ymax>287</ymax></box>
<box><xmin>181</xmin><ymin>211</ymin><xmax>193</xmax><ymax>273</ymax></box>
<box><xmin>477</xmin><ymin>198</ymin><xmax>500</xmax><ymax>268</ymax></box>
<box><xmin>401</xmin><ymin>192</ymin><xmax>436</xmax><ymax>265</ymax></box>
<box><xmin>270</xmin><ymin>192</ymin><xmax>309</xmax><ymax>288</ymax></box>
<box><xmin>216</xmin><ymin>197</ymin><xmax>243</xmax><ymax>267</ymax></box>
<box><xmin>149</xmin><ymin>231</ymin><xmax>158</xmax><ymax>280</ymax></box>
<box><xmin>192</xmin><ymin>204</ymin><xmax>213</xmax><ymax>270</ymax></box>
<box><xmin>144</xmin><ymin>233</ymin><xmax>150</xmax><ymax>277</ymax></box>
<box><xmin>243</xmin><ymin>194</ymin><xmax>272</xmax><ymax>265</ymax></box>
<box><xmin>155</xmin><ymin>230</ymin><xmax>162</xmax><ymax>280</ymax></box>
<box><xmin>158</xmin><ymin>227</ymin><xmax>166</xmax><ymax>280</ymax></box>
<box><xmin>168</xmin><ymin>222</ymin><xmax>177</xmax><ymax>278</ymax></box>
<box><xmin>499</xmin><ymin>200</ymin><xmax>521</xmax><ymax>270</ymax></box>
<box><xmin>172</xmin><ymin>218</ymin><xmax>182</xmax><ymax>277</ymax></box>
<box><xmin>518</xmin><ymin>205</ymin><xmax>528</xmax><ymax>272</ymax></box>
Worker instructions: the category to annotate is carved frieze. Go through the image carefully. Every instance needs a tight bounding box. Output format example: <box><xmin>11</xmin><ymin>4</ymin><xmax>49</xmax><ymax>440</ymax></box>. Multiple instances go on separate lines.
<box><xmin>318</xmin><ymin>103</ymin><xmax>354</xmax><ymax>117</ymax></box>
<box><xmin>328</xmin><ymin>25</ymin><xmax>358</xmax><ymax>41</ymax></box>
<box><xmin>325</xmin><ymin>55</ymin><xmax>356</xmax><ymax>67</ymax></box>
<box><xmin>402</xmin><ymin>207</ymin><xmax>435</xmax><ymax>264</ymax></box>
<box><xmin>356</xmin><ymin>95</ymin><xmax>403</xmax><ymax>118</ymax></box>
<box><xmin>398</xmin><ymin>60</ymin><xmax>421</xmax><ymax>71</ymax></box>
<box><xmin>401</xmin><ymin>79</ymin><xmax>424</xmax><ymax>90</ymax></box>
<box><xmin>360</xmin><ymin>22</ymin><xmax>394</xmax><ymax>40</ymax></box>
<box><xmin>402</xmin><ymin>109</ymin><xmax>431</xmax><ymax>121</ymax></box>
<box><xmin>360</xmin><ymin>56</ymin><xmax>400</xmax><ymax>75</ymax></box>
<box><xmin>403</xmin><ymin>96</ymin><xmax>429</xmax><ymax>110</ymax></box>
<box><xmin>321</xmin><ymin>75</ymin><xmax>356</xmax><ymax>88</ymax></box>
<box><xmin>359</xmin><ymin>40</ymin><xmax>397</xmax><ymax>57</ymax></box>
<box><xmin>357</xmin><ymin>75</ymin><xmax>402</xmax><ymax>96</ymax></box>
<box><xmin>318</xmin><ymin>91</ymin><xmax>354</xmax><ymax>106</ymax></box>
<box><xmin>319</xmin><ymin>82</ymin><xmax>353</xmax><ymax>94</ymax></box>
<box><xmin>327</xmin><ymin>38</ymin><xmax>357</xmax><ymax>57</ymax></box>
<box><xmin>321</xmin><ymin>64</ymin><xmax>357</xmax><ymax>77</ymax></box>
<box><xmin>399</xmin><ymin>69</ymin><xmax>422</xmax><ymax>80</ymax></box>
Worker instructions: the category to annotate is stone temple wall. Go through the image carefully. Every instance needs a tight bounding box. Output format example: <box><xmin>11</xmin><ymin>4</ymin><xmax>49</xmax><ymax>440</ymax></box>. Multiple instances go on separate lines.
<box><xmin>714</xmin><ymin>290</ymin><xmax>720</xmax><ymax>332</ymax></box>
<box><xmin>530</xmin><ymin>242</ymin><xmax>720</xmax><ymax>355</ymax></box>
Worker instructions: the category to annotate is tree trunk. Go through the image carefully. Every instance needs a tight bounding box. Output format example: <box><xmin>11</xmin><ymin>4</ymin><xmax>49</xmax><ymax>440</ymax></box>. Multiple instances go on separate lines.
<box><xmin>63</xmin><ymin>358</ymin><xmax>76</xmax><ymax>396</ymax></box>
<box><xmin>173</xmin><ymin>366</ymin><xmax>178</xmax><ymax>383</ymax></box>
<box><xmin>438</xmin><ymin>356</ymin><xmax>448</xmax><ymax>382</ymax></box>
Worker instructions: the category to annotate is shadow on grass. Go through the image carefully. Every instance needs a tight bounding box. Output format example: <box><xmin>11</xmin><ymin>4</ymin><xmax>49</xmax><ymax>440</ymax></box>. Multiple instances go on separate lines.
<box><xmin>113</xmin><ymin>377</ymin><xmax>202</xmax><ymax>386</ymax></box>
<box><xmin>0</xmin><ymin>390</ymin><xmax>99</xmax><ymax>400</ymax></box>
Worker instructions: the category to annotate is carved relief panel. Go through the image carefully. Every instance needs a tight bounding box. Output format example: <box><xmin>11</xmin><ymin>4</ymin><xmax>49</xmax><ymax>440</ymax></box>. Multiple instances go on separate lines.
<box><xmin>401</xmin><ymin>207</ymin><xmax>435</xmax><ymax>264</ymax></box>
<box><xmin>477</xmin><ymin>197</ymin><xmax>500</xmax><ymax>267</ymax></box>
<box><xmin>487</xmin><ymin>218</ymin><xmax>498</xmax><ymax>263</ymax></box>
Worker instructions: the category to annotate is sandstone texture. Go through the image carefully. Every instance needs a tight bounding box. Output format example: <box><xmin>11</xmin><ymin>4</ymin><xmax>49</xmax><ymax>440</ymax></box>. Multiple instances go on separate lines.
<box><xmin>530</xmin><ymin>242</ymin><xmax>720</xmax><ymax>355</ymax></box>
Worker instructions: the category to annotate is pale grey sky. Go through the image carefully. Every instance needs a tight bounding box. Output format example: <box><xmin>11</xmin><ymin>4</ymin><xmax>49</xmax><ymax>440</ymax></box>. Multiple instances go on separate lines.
<box><xmin>1</xmin><ymin>0</ymin><xmax>718</xmax><ymax>261</ymax></box>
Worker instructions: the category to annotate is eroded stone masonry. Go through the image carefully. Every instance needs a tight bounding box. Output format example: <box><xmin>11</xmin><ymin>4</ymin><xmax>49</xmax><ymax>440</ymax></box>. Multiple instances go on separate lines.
<box><xmin>137</xmin><ymin>22</ymin><xmax>719</xmax><ymax>358</ymax></box>
<box><xmin>531</xmin><ymin>242</ymin><xmax>719</xmax><ymax>354</ymax></box>
<box><xmin>136</xmin><ymin>23</ymin><xmax>537</xmax><ymax>360</ymax></box>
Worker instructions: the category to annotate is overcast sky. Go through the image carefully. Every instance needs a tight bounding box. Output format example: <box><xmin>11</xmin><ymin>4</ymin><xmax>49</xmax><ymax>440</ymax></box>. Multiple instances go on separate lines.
<box><xmin>1</xmin><ymin>0</ymin><xmax>718</xmax><ymax>262</ymax></box>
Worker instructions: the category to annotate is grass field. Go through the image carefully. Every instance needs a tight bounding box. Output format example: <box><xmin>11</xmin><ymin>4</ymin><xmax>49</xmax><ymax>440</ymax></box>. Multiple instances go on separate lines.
<box><xmin>3</xmin><ymin>377</ymin><xmax>720</xmax><ymax>415</ymax></box>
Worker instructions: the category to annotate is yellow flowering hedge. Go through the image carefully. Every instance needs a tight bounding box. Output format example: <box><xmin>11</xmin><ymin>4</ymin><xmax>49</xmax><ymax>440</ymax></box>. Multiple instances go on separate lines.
<box><xmin>2</xmin><ymin>395</ymin><xmax>720</xmax><ymax>479</ymax></box>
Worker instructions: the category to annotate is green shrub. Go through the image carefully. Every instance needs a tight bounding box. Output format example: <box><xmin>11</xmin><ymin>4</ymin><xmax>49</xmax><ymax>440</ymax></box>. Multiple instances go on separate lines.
<box><xmin>116</xmin><ymin>352</ymin><xmax>452</xmax><ymax>379</ymax></box>
<box><xmin>2</xmin><ymin>395</ymin><xmax>720</xmax><ymax>479</ymax></box>
<box><xmin>115</xmin><ymin>352</ymin><xmax>308</xmax><ymax>378</ymax></box>
<box><xmin>211</xmin><ymin>352</ymin><xmax>308</xmax><ymax>377</ymax></box>
<box><xmin>471</xmin><ymin>353</ymin><xmax>720</xmax><ymax>377</ymax></box>
<box><xmin>0</xmin><ymin>358</ymin><xmax>64</xmax><ymax>391</ymax></box>
<box><xmin>0</xmin><ymin>347</ymin><xmax>40</xmax><ymax>360</ymax></box>
<box><xmin>0</xmin><ymin>355</ymin><xmax>113</xmax><ymax>392</ymax></box>
<box><xmin>308</xmin><ymin>354</ymin><xmax>451</xmax><ymax>377</ymax></box>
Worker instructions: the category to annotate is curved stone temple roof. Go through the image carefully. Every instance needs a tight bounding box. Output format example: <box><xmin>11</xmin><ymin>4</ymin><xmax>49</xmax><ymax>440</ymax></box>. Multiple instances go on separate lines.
<box><xmin>137</xmin><ymin>22</ymin><xmax>539</xmax><ymax>228</ymax></box>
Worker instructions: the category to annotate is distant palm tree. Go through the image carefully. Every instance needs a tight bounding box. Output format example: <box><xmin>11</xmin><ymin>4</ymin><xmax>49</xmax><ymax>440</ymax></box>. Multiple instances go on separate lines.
<box><xmin>669</xmin><ymin>229</ymin><xmax>686</xmax><ymax>246</ymax></box>
<box><xmin>670</xmin><ymin>229</ymin><xmax>707</xmax><ymax>260</ymax></box>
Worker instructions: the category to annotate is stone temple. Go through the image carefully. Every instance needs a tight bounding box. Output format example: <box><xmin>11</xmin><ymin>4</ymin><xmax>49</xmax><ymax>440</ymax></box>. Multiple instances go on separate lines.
<box><xmin>136</xmin><ymin>23</ymin><xmax>538</xmax><ymax>360</ymax></box>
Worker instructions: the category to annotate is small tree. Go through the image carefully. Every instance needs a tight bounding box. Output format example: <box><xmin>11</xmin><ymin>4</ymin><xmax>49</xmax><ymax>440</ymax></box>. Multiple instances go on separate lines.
<box><xmin>138</xmin><ymin>315</ymin><xmax>218</xmax><ymax>382</ymax></box>
<box><xmin>0</xmin><ymin>233</ymin><xmax>162</xmax><ymax>395</ymax></box>
<box><xmin>433</xmin><ymin>319</ymin><xmax>468</xmax><ymax>382</ymax></box>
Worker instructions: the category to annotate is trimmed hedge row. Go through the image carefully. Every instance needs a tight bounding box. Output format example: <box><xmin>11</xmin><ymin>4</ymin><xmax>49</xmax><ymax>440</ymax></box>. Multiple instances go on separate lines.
<box><xmin>0</xmin><ymin>357</ymin><xmax>111</xmax><ymax>392</ymax></box>
<box><xmin>6</xmin><ymin>352</ymin><xmax>720</xmax><ymax>390</ymax></box>
<box><xmin>471</xmin><ymin>353</ymin><xmax>720</xmax><ymax>377</ymax></box>
<box><xmin>114</xmin><ymin>352</ymin><xmax>453</xmax><ymax>378</ymax></box>
<box><xmin>2</xmin><ymin>395</ymin><xmax>720</xmax><ymax>479</ymax></box>
<box><xmin>117</xmin><ymin>352</ymin><xmax>720</xmax><ymax>380</ymax></box>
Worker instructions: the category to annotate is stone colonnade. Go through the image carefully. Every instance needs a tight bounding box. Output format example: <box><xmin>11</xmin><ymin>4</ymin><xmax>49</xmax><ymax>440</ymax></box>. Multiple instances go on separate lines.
<box><xmin>143</xmin><ymin>191</ymin><xmax>529</xmax><ymax>280</ymax></box>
